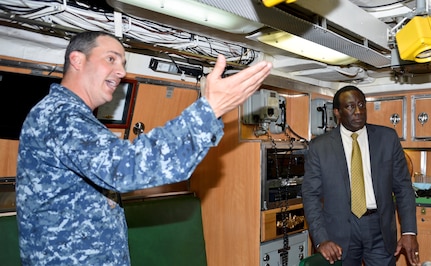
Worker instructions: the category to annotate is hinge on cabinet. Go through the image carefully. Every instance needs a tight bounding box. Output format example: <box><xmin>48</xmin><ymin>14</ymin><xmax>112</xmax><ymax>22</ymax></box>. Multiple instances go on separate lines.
<box><xmin>166</xmin><ymin>86</ymin><xmax>174</xmax><ymax>98</ymax></box>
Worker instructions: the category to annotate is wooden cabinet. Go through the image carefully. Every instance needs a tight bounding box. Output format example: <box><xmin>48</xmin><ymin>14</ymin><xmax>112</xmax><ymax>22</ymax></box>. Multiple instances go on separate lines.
<box><xmin>127</xmin><ymin>80</ymin><xmax>199</xmax><ymax>140</ymax></box>
<box><xmin>191</xmin><ymin>88</ymin><xmax>313</xmax><ymax>265</ymax></box>
<box><xmin>0</xmin><ymin>139</ymin><xmax>18</xmax><ymax>177</ymax></box>
<box><xmin>260</xmin><ymin>203</ymin><xmax>306</xmax><ymax>242</ymax></box>
<box><xmin>123</xmin><ymin>78</ymin><xmax>200</xmax><ymax>198</ymax></box>
<box><xmin>417</xmin><ymin>206</ymin><xmax>431</xmax><ymax>263</ymax></box>
<box><xmin>191</xmin><ymin>110</ymin><xmax>262</xmax><ymax>266</ymax></box>
<box><xmin>397</xmin><ymin>206</ymin><xmax>431</xmax><ymax>265</ymax></box>
<box><xmin>412</xmin><ymin>95</ymin><xmax>431</xmax><ymax>140</ymax></box>
<box><xmin>366</xmin><ymin>92</ymin><xmax>431</xmax><ymax>265</ymax></box>
<box><xmin>365</xmin><ymin>91</ymin><xmax>431</xmax><ymax>148</ymax></box>
<box><xmin>366</xmin><ymin>96</ymin><xmax>406</xmax><ymax>140</ymax></box>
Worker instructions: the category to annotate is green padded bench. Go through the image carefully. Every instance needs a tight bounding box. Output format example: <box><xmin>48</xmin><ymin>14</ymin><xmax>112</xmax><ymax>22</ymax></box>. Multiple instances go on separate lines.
<box><xmin>0</xmin><ymin>214</ymin><xmax>21</xmax><ymax>266</ymax></box>
<box><xmin>0</xmin><ymin>193</ymin><xmax>207</xmax><ymax>266</ymax></box>
<box><xmin>124</xmin><ymin>193</ymin><xmax>207</xmax><ymax>266</ymax></box>
<box><xmin>299</xmin><ymin>253</ymin><xmax>342</xmax><ymax>266</ymax></box>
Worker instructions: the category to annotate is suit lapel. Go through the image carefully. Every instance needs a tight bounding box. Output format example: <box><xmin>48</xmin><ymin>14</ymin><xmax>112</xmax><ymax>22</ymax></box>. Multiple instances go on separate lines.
<box><xmin>329</xmin><ymin>127</ymin><xmax>351</xmax><ymax>194</ymax></box>
<box><xmin>365</xmin><ymin>124</ymin><xmax>380</xmax><ymax>197</ymax></box>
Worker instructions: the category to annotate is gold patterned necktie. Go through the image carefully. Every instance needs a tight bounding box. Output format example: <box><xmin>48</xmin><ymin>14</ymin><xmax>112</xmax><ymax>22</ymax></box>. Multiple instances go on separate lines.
<box><xmin>351</xmin><ymin>133</ymin><xmax>366</xmax><ymax>218</ymax></box>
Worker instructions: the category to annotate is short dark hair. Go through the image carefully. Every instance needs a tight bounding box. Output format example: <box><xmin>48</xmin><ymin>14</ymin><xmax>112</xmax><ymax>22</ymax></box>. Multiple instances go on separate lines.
<box><xmin>332</xmin><ymin>85</ymin><xmax>366</xmax><ymax>109</ymax></box>
<box><xmin>63</xmin><ymin>31</ymin><xmax>123</xmax><ymax>74</ymax></box>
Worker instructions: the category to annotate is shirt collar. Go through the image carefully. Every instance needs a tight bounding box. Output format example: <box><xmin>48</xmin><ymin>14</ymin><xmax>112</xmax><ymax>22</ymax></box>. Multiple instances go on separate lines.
<box><xmin>340</xmin><ymin>123</ymin><xmax>366</xmax><ymax>138</ymax></box>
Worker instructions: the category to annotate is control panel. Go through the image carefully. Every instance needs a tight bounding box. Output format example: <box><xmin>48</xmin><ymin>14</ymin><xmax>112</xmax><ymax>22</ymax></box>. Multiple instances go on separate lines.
<box><xmin>260</xmin><ymin>231</ymin><xmax>308</xmax><ymax>266</ymax></box>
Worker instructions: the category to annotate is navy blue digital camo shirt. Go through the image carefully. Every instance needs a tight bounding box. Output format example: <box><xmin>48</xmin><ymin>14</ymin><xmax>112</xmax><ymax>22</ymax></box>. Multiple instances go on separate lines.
<box><xmin>16</xmin><ymin>83</ymin><xmax>224</xmax><ymax>265</ymax></box>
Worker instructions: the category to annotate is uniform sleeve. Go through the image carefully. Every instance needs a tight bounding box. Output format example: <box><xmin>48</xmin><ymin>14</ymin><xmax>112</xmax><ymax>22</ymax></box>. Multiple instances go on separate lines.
<box><xmin>53</xmin><ymin>97</ymin><xmax>224</xmax><ymax>192</ymax></box>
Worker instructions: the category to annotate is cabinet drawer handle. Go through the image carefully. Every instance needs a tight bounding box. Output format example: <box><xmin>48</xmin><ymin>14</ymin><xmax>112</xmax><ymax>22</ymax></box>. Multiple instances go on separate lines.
<box><xmin>133</xmin><ymin>122</ymin><xmax>145</xmax><ymax>135</ymax></box>
<box><xmin>390</xmin><ymin>113</ymin><xmax>400</xmax><ymax>126</ymax></box>
<box><xmin>418</xmin><ymin>112</ymin><xmax>429</xmax><ymax>125</ymax></box>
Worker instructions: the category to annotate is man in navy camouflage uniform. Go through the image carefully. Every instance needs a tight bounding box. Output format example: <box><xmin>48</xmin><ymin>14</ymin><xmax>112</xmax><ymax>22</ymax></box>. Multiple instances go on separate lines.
<box><xmin>15</xmin><ymin>31</ymin><xmax>272</xmax><ymax>265</ymax></box>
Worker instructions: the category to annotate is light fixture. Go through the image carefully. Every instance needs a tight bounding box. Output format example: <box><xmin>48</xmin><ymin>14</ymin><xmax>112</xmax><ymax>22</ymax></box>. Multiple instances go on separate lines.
<box><xmin>251</xmin><ymin>30</ymin><xmax>358</xmax><ymax>65</ymax></box>
<box><xmin>149</xmin><ymin>58</ymin><xmax>203</xmax><ymax>78</ymax></box>
<box><xmin>396</xmin><ymin>16</ymin><xmax>431</xmax><ymax>63</ymax></box>
<box><xmin>117</xmin><ymin>0</ymin><xmax>264</xmax><ymax>34</ymax></box>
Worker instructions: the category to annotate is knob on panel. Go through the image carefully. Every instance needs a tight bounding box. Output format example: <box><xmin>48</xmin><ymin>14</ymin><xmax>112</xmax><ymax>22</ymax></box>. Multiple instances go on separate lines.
<box><xmin>133</xmin><ymin>122</ymin><xmax>145</xmax><ymax>135</ymax></box>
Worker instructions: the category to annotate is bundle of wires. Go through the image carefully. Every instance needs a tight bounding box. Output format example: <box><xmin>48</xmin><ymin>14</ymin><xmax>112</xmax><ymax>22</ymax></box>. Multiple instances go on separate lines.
<box><xmin>0</xmin><ymin>0</ymin><xmax>259</xmax><ymax>66</ymax></box>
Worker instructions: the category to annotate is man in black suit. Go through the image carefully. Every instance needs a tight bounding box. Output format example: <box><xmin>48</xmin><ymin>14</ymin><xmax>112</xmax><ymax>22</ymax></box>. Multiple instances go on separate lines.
<box><xmin>302</xmin><ymin>85</ymin><xmax>419</xmax><ymax>265</ymax></box>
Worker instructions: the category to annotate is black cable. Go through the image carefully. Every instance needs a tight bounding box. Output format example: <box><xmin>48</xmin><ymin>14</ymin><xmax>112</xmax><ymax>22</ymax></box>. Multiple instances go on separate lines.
<box><xmin>286</xmin><ymin>125</ymin><xmax>309</xmax><ymax>144</ymax></box>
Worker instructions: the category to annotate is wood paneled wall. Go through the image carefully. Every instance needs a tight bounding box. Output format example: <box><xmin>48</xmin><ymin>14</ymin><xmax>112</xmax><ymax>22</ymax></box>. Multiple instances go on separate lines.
<box><xmin>190</xmin><ymin>109</ymin><xmax>262</xmax><ymax>266</ymax></box>
<box><xmin>0</xmin><ymin>139</ymin><xmax>18</xmax><ymax>177</ymax></box>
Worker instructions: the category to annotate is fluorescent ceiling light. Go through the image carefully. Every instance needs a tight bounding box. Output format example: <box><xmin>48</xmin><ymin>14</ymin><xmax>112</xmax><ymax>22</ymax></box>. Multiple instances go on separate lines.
<box><xmin>255</xmin><ymin>30</ymin><xmax>358</xmax><ymax>65</ymax></box>
<box><xmin>118</xmin><ymin>0</ymin><xmax>263</xmax><ymax>34</ymax></box>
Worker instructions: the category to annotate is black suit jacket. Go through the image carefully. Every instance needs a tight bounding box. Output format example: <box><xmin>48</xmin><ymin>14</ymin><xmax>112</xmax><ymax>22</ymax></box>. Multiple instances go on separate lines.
<box><xmin>302</xmin><ymin>124</ymin><xmax>417</xmax><ymax>258</ymax></box>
